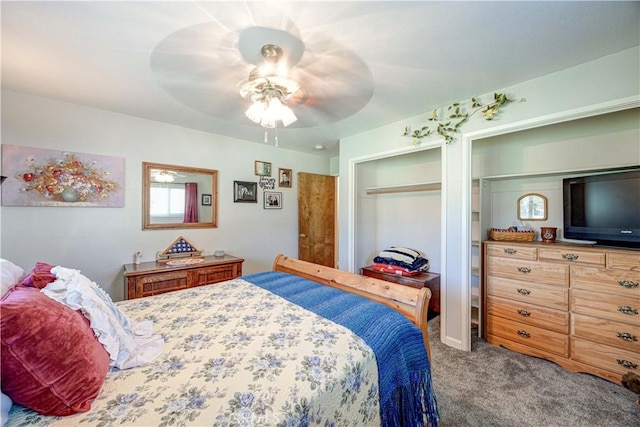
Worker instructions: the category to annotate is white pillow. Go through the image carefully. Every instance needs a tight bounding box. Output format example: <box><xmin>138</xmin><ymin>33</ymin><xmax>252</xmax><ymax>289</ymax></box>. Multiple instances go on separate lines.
<box><xmin>0</xmin><ymin>259</ymin><xmax>24</xmax><ymax>298</ymax></box>
<box><xmin>42</xmin><ymin>266</ymin><xmax>164</xmax><ymax>370</ymax></box>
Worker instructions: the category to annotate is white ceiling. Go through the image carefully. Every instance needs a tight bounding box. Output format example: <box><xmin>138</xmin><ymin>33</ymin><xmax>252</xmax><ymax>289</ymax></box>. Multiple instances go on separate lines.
<box><xmin>2</xmin><ymin>1</ymin><xmax>639</xmax><ymax>157</ymax></box>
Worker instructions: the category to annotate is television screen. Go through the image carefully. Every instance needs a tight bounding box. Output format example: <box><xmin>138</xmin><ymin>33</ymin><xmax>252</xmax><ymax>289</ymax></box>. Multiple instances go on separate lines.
<box><xmin>563</xmin><ymin>169</ymin><xmax>640</xmax><ymax>248</ymax></box>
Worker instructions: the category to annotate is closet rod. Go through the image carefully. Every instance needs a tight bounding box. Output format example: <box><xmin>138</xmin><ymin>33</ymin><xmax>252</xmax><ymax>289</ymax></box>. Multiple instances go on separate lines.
<box><xmin>365</xmin><ymin>183</ymin><xmax>441</xmax><ymax>195</ymax></box>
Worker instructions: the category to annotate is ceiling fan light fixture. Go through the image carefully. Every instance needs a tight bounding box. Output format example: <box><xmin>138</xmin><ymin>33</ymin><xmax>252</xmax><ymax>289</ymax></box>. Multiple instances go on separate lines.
<box><xmin>239</xmin><ymin>44</ymin><xmax>300</xmax><ymax>129</ymax></box>
<box><xmin>154</xmin><ymin>170</ymin><xmax>175</xmax><ymax>183</ymax></box>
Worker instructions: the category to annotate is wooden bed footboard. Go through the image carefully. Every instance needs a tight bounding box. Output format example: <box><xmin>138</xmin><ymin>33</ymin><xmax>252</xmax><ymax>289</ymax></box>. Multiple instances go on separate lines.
<box><xmin>272</xmin><ymin>254</ymin><xmax>432</xmax><ymax>359</ymax></box>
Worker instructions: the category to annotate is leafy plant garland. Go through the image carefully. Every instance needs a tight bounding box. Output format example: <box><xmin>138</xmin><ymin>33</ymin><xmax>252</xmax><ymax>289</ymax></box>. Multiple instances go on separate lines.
<box><xmin>402</xmin><ymin>92</ymin><xmax>523</xmax><ymax>145</ymax></box>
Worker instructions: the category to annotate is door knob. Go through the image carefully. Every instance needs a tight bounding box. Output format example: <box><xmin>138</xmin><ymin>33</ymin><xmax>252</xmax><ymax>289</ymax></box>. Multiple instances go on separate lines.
<box><xmin>299</xmin><ymin>234</ymin><xmax>307</xmax><ymax>238</ymax></box>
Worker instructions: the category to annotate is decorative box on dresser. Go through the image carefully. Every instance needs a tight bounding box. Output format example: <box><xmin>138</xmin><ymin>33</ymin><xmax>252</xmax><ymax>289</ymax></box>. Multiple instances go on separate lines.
<box><xmin>483</xmin><ymin>241</ymin><xmax>639</xmax><ymax>385</ymax></box>
<box><xmin>124</xmin><ymin>255</ymin><xmax>244</xmax><ymax>299</ymax></box>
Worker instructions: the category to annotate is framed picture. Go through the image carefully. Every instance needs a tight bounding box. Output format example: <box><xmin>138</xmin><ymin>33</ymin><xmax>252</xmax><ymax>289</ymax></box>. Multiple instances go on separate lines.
<box><xmin>1</xmin><ymin>144</ymin><xmax>125</xmax><ymax>207</ymax></box>
<box><xmin>278</xmin><ymin>168</ymin><xmax>292</xmax><ymax>188</ymax></box>
<box><xmin>264</xmin><ymin>191</ymin><xmax>282</xmax><ymax>209</ymax></box>
<box><xmin>234</xmin><ymin>181</ymin><xmax>257</xmax><ymax>203</ymax></box>
<box><xmin>201</xmin><ymin>194</ymin><xmax>212</xmax><ymax>206</ymax></box>
<box><xmin>255</xmin><ymin>160</ymin><xmax>272</xmax><ymax>176</ymax></box>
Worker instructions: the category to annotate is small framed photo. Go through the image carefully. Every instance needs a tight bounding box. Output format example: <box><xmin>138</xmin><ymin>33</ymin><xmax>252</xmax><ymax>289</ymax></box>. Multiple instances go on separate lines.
<box><xmin>201</xmin><ymin>194</ymin><xmax>212</xmax><ymax>206</ymax></box>
<box><xmin>278</xmin><ymin>168</ymin><xmax>292</xmax><ymax>188</ymax></box>
<box><xmin>234</xmin><ymin>181</ymin><xmax>257</xmax><ymax>203</ymax></box>
<box><xmin>255</xmin><ymin>160</ymin><xmax>272</xmax><ymax>176</ymax></box>
<box><xmin>264</xmin><ymin>191</ymin><xmax>282</xmax><ymax>209</ymax></box>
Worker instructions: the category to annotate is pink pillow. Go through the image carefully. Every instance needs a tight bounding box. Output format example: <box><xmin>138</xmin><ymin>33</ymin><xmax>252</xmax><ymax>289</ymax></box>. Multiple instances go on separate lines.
<box><xmin>0</xmin><ymin>286</ymin><xmax>109</xmax><ymax>416</ymax></box>
<box><xmin>17</xmin><ymin>262</ymin><xmax>57</xmax><ymax>289</ymax></box>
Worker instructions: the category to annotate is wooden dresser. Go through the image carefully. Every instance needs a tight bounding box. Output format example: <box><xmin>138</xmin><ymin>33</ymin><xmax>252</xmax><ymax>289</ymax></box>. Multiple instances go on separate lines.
<box><xmin>124</xmin><ymin>255</ymin><xmax>244</xmax><ymax>299</ymax></box>
<box><xmin>361</xmin><ymin>266</ymin><xmax>440</xmax><ymax>318</ymax></box>
<box><xmin>483</xmin><ymin>241</ymin><xmax>639</xmax><ymax>385</ymax></box>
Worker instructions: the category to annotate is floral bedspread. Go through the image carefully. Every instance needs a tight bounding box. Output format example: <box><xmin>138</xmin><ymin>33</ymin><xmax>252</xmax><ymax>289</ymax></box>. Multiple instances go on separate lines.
<box><xmin>7</xmin><ymin>279</ymin><xmax>380</xmax><ymax>426</ymax></box>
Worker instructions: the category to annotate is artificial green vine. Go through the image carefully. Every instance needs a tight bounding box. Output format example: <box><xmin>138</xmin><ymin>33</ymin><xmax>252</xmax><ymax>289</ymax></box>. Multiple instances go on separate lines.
<box><xmin>402</xmin><ymin>92</ymin><xmax>522</xmax><ymax>145</ymax></box>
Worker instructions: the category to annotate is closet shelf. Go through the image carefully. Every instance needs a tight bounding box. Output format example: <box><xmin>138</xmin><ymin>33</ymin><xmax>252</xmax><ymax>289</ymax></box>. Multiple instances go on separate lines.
<box><xmin>364</xmin><ymin>181</ymin><xmax>441</xmax><ymax>195</ymax></box>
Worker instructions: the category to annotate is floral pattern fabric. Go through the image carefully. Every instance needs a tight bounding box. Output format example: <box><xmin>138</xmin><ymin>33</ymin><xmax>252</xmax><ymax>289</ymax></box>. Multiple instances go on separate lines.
<box><xmin>7</xmin><ymin>279</ymin><xmax>380</xmax><ymax>426</ymax></box>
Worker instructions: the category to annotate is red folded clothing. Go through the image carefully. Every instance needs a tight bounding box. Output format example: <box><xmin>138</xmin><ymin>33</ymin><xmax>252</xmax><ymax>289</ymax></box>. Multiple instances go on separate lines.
<box><xmin>371</xmin><ymin>263</ymin><xmax>421</xmax><ymax>276</ymax></box>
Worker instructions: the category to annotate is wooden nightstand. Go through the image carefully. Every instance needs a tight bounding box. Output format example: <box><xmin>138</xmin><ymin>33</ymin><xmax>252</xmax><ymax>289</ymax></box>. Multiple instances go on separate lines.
<box><xmin>124</xmin><ymin>255</ymin><xmax>244</xmax><ymax>299</ymax></box>
<box><xmin>361</xmin><ymin>266</ymin><xmax>440</xmax><ymax>319</ymax></box>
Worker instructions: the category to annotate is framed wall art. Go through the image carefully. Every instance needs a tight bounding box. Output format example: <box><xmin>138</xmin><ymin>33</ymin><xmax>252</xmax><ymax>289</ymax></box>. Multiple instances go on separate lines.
<box><xmin>234</xmin><ymin>181</ymin><xmax>257</xmax><ymax>203</ymax></box>
<box><xmin>254</xmin><ymin>160</ymin><xmax>272</xmax><ymax>176</ymax></box>
<box><xmin>201</xmin><ymin>194</ymin><xmax>212</xmax><ymax>206</ymax></box>
<box><xmin>278</xmin><ymin>168</ymin><xmax>292</xmax><ymax>188</ymax></box>
<box><xmin>264</xmin><ymin>191</ymin><xmax>282</xmax><ymax>209</ymax></box>
<box><xmin>1</xmin><ymin>144</ymin><xmax>125</xmax><ymax>207</ymax></box>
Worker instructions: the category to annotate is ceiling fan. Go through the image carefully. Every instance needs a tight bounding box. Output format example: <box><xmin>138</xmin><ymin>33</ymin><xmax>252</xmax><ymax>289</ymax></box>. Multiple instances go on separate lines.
<box><xmin>149</xmin><ymin>19</ymin><xmax>375</xmax><ymax>129</ymax></box>
<box><xmin>150</xmin><ymin>169</ymin><xmax>186</xmax><ymax>183</ymax></box>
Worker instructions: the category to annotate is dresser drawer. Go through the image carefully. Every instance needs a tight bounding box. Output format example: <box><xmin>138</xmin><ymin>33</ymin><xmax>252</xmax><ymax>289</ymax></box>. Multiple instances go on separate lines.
<box><xmin>135</xmin><ymin>270</ymin><xmax>190</xmax><ymax>298</ymax></box>
<box><xmin>488</xmin><ymin>315</ymin><xmax>568</xmax><ymax>356</ymax></box>
<box><xmin>192</xmin><ymin>263</ymin><xmax>243</xmax><ymax>286</ymax></box>
<box><xmin>571</xmin><ymin>288</ymin><xmax>640</xmax><ymax>325</ymax></box>
<box><xmin>539</xmin><ymin>248</ymin><xmax>605</xmax><ymax>267</ymax></box>
<box><xmin>572</xmin><ymin>313</ymin><xmax>640</xmax><ymax>353</ymax></box>
<box><xmin>570</xmin><ymin>265</ymin><xmax>640</xmax><ymax>297</ymax></box>
<box><xmin>487</xmin><ymin>276</ymin><xmax>568</xmax><ymax>310</ymax></box>
<box><xmin>487</xmin><ymin>257</ymin><xmax>569</xmax><ymax>287</ymax></box>
<box><xmin>607</xmin><ymin>252</ymin><xmax>640</xmax><ymax>271</ymax></box>
<box><xmin>488</xmin><ymin>296</ymin><xmax>569</xmax><ymax>333</ymax></box>
<box><xmin>571</xmin><ymin>337</ymin><xmax>639</xmax><ymax>376</ymax></box>
<box><xmin>486</xmin><ymin>244</ymin><xmax>537</xmax><ymax>261</ymax></box>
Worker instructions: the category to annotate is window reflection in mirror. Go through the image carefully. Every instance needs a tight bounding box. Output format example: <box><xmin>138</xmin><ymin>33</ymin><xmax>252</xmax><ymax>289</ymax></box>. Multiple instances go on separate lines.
<box><xmin>517</xmin><ymin>193</ymin><xmax>547</xmax><ymax>221</ymax></box>
<box><xmin>142</xmin><ymin>162</ymin><xmax>218</xmax><ymax>230</ymax></box>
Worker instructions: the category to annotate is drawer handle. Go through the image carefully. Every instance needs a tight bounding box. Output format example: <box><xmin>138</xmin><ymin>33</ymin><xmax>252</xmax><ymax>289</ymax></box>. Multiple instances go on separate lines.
<box><xmin>517</xmin><ymin>267</ymin><xmax>531</xmax><ymax>274</ymax></box>
<box><xmin>517</xmin><ymin>309</ymin><xmax>531</xmax><ymax>317</ymax></box>
<box><xmin>617</xmin><ymin>332</ymin><xmax>638</xmax><ymax>342</ymax></box>
<box><xmin>617</xmin><ymin>359</ymin><xmax>638</xmax><ymax>370</ymax></box>
<box><xmin>562</xmin><ymin>253</ymin><xmax>579</xmax><ymax>261</ymax></box>
<box><xmin>618</xmin><ymin>280</ymin><xmax>639</xmax><ymax>289</ymax></box>
<box><xmin>517</xmin><ymin>288</ymin><xmax>531</xmax><ymax>296</ymax></box>
<box><xmin>617</xmin><ymin>306</ymin><xmax>639</xmax><ymax>316</ymax></box>
<box><xmin>504</xmin><ymin>248</ymin><xmax>518</xmax><ymax>255</ymax></box>
<box><xmin>517</xmin><ymin>330</ymin><xmax>531</xmax><ymax>339</ymax></box>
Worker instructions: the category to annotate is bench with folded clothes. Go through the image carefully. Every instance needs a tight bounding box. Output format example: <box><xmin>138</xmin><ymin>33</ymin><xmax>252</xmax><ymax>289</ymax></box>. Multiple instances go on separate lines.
<box><xmin>372</xmin><ymin>247</ymin><xmax>430</xmax><ymax>276</ymax></box>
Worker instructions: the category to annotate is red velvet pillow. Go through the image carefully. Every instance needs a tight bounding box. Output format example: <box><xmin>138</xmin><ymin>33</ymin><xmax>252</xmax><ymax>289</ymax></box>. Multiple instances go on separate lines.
<box><xmin>16</xmin><ymin>262</ymin><xmax>57</xmax><ymax>289</ymax></box>
<box><xmin>0</xmin><ymin>286</ymin><xmax>109</xmax><ymax>416</ymax></box>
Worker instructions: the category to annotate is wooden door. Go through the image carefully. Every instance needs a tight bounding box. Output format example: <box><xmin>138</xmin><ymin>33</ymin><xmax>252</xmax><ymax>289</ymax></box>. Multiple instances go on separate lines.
<box><xmin>298</xmin><ymin>172</ymin><xmax>336</xmax><ymax>267</ymax></box>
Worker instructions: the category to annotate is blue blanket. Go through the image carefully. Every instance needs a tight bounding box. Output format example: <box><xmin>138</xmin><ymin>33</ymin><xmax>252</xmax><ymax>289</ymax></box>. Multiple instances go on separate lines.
<box><xmin>244</xmin><ymin>271</ymin><xmax>439</xmax><ymax>427</ymax></box>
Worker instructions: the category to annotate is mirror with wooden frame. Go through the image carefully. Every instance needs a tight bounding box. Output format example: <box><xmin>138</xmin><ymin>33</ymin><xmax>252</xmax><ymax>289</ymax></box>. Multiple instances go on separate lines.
<box><xmin>517</xmin><ymin>193</ymin><xmax>547</xmax><ymax>221</ymax></box>
<box><xmin>142</xmin><ymin>162</ymin><xmax>218</xmax><ymax>230</ymax></box>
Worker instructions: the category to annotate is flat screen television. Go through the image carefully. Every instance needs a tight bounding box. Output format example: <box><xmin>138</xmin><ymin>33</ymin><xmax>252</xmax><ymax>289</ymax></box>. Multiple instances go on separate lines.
<box><xmin>563</xmin><ymin>169</ymin><xmax>640</xmax><ymax>249</ymax></box>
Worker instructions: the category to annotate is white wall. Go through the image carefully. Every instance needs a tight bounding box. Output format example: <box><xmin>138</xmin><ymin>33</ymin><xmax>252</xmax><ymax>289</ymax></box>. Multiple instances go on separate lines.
<box><xmin>339</xmin><ymin>46</ymin><xmax>640</xmax><ymax>350</ymax></box>
<box><xmin>0</xmin><ymin>90</ymin><xmax>329</xmax><ymax>301</ymax></box>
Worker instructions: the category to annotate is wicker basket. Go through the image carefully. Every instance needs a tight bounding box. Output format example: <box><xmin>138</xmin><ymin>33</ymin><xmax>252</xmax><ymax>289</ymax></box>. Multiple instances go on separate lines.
<box><xmin>488</xmin><ymin>228</ymin><xmax>535</xmax><ymax>242</ymax></box>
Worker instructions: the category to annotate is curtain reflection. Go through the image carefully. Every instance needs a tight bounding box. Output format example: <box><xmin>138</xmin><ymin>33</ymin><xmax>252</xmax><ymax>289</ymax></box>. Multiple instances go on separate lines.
<box><xmin>183</xmin><ymin>182</ymin><xmax>198</xmax><ymax>223</ymax></box>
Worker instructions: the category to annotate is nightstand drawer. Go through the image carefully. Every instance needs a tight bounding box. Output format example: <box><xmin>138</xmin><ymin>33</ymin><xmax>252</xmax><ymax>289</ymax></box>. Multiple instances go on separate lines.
<box><xmin>572</xmin><ymin>313</ymin><xmax>640</xmax><ymax>353</ymax></box>
<box><xmin>488</xmin><ymin>315</ymin><xmax>568</xmax><ymax>357</ymax></box>
<box><xmin>487</xmin><ymin>276</ymin><xmax>568</xmax><ymax>310</ymax></box>
<box><xmin>488</xmin><ymin>296</ymin><xmax>569</xmax><ymax>333</ymax></box>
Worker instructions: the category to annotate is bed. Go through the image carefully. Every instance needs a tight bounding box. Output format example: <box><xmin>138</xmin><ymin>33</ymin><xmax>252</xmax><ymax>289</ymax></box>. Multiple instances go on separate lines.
<box><xmin>1</xmin><ymin>255</ymin><xmax>439</xmax><ymax>426</ymax></box>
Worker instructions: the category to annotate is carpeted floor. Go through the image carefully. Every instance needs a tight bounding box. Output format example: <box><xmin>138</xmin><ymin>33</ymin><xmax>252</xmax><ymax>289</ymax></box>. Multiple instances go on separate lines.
<box><xmin>427</xmin><ymin>316</ymin><xmax>640</xmax><ymax>427</ymax></box>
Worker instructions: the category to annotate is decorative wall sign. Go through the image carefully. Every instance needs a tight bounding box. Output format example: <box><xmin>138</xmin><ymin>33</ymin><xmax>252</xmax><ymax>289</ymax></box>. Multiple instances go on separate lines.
<box><xmin>234</xmin><ymin>181</ymin><xmax>257</xmax><ymax>203</ymax></box>
<box><xmin>264</xmin><ymin>191</ymin><xmax>282</xmax><ymax>209</ymax></box>
<box><xmin>259</xmin><ymin>176</ymin><xmax>276</xmax><ymax>189</ymax></box>
<box><xmin>1</xmin><ymin>144</ymin><xmax>124</xmax><ymax>207</ymax></box>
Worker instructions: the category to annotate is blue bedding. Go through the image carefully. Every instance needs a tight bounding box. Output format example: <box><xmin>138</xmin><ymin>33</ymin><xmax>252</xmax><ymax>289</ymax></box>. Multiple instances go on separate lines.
<box><xmin>244</xmin><ymin>271</ymin><xmax>439</xmax><ymax>427</ymax></box>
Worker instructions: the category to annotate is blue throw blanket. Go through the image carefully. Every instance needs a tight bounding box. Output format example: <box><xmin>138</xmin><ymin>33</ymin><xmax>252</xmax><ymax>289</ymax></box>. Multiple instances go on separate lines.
<box><xmin>244</xmin><ymin>271</ymin><xmax>439</xmax><ymax>427</ymax></box>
